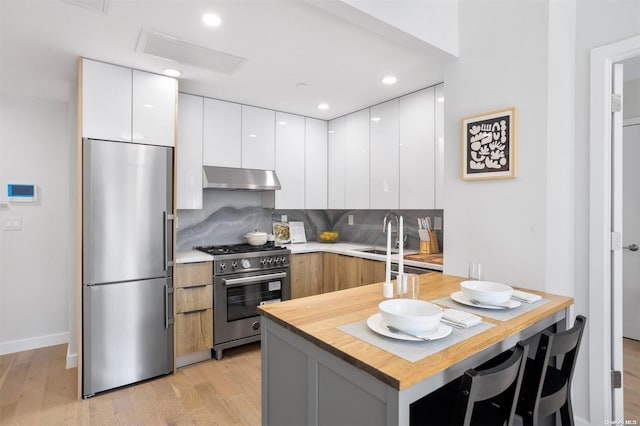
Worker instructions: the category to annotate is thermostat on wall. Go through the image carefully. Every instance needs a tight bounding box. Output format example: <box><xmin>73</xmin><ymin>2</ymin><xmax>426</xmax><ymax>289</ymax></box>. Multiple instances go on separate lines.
<box><xmin>8</xmin><ymin>184</ymin><xmax>38</xmax><ymax>202</ymax></box>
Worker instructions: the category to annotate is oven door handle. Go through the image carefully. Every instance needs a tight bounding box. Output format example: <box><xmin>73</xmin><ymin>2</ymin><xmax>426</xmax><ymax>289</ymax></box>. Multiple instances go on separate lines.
<box><xmin>222</xmin><ymin>272</ymin><xmax>287</xmax><ymax>287</ymax></box>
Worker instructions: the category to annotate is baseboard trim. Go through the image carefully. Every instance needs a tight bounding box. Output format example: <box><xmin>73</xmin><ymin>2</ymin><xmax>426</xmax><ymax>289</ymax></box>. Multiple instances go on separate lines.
<box><xmin>66</xmin><ymin>349</ymin><xmax>78</xmax><ymax>369</ymax></box>
<box><xmin>0</xmin><ymin>332</ymin><xmax>69</xmax><ymax>356</ymax></box>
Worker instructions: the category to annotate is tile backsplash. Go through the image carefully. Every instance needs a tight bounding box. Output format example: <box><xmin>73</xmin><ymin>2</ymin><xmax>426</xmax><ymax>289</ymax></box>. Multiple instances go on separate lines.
<box><xmin>177</xmin><ymin>204</ymin><xmax>443</xmax><ymax>252</ymax></box>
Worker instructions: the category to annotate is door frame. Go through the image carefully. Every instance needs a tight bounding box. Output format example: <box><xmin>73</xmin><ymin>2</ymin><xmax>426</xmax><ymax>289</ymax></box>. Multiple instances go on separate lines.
<box><xmin>589</xmin><ymin>34</ymin><xmax>640</xmax><ymax>423</ymax></box>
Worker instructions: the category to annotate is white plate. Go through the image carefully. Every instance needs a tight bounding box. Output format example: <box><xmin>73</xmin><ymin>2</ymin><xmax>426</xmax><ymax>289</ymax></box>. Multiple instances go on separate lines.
<box><xmin>366</xmin><ymin>313</ymin><xmax>452</xmax><ymax>341</ymax></box>
<box><xmin>450</xmin><ymin>291</ymin><xmax>521</xmax><ymax>310</ymax></box>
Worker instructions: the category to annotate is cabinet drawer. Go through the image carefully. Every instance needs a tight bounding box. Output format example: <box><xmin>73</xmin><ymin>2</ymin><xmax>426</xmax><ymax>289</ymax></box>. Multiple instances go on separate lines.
<box><xmin>175</xmin><ymin>309</ymin><xmax>213</xmax><ymax>356</ymax></box>
<box><xmin>175</xmin><ymin>262</ymin><xmax>212</xmax><ymax>288</ymax></box>
<box><xmin>175</xmin><ymin>285</ymin><xmax>212</xmax><ymax>313</ymax></box>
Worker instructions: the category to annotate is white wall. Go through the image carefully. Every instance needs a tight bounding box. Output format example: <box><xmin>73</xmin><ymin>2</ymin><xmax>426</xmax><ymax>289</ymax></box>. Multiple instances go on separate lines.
<box><xmin>0</xmin><ymin>93</ymin><xmax>74</xmax><ymax>356</ymax></box>
<box><xmin>444</xmin><ymin>0</ymin><xmax>640</xmax><ymax>423</ymax></box>
<box><xmin>443</xmin><ymin>0</ymin><xmax>550</xmax><ymax>291</ymax></box>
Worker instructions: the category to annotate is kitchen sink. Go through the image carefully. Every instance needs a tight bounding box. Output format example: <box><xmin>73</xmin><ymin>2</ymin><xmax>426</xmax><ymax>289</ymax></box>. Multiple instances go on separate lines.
<box><xmin>357</xmin><ymin>248</ymin><xmax>398</xmax><ymax>255</ymax></box>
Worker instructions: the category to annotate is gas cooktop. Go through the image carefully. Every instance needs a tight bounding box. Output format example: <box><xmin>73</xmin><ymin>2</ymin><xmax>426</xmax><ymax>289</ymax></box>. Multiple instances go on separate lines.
<box><xmin>195</xmin><ymin>243</ymin><xmax>288</xmax><ymax>257</ymax></box>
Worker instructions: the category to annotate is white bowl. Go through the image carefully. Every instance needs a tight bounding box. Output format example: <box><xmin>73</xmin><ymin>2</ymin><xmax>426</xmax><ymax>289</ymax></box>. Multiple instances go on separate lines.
<box><xmin>378</xmin><ymin>299</ymin><xmax>442</xmax><ymax>334</ymax></box>
<box><xmin>460</xmin><ymin>281</ymin><xmax>513</xmax><ymax>305</ymax></box>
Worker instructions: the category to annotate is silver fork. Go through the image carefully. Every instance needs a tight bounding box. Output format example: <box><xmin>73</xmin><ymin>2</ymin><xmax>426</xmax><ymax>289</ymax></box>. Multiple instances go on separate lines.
<box><xmin>386</xmin><ymin>325</ymin><xmax>432</xmax><ymax>341</ymax></box>
<box><xmin>469</xmin><ymin>298</ymin><xmax>510</xmax><ymax>309</ymax></box>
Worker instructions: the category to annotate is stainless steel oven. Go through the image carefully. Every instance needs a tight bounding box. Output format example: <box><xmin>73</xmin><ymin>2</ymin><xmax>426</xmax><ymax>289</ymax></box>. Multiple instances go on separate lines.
<box><xmin>196</xmin><ymin>244</ymin><xmax>290</xmax><ymax>360</ymax></box>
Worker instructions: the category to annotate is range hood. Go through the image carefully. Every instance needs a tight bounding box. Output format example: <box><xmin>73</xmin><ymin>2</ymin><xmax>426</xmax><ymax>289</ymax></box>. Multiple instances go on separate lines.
<box><xmin>202</xmin><ymin>166</ymin><xmax>281</xmax><ymax>191</ymax></box>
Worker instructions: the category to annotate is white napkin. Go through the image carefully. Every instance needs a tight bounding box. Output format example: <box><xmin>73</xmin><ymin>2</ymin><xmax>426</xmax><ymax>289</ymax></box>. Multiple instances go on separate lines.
<box><xmin>511</xmin><ymin>290</ymin><xmax>542</xmax><ymax>304</ymax></box>
<box><xmin>442</xmin><ymin>309</ymin><xmax>482</xmax><ymax>328</ymax></box>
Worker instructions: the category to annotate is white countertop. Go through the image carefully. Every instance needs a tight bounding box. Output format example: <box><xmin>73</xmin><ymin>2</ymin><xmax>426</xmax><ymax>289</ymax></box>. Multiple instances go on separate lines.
<box><xmin>175</xmin><ymin>249</ymin><xmax>214</xmax><ymax>263</ymax></box>
<box><xmin>177</xmin><ymin>242</ymin><xmax>443</xmax><ymax>271</ymax></box>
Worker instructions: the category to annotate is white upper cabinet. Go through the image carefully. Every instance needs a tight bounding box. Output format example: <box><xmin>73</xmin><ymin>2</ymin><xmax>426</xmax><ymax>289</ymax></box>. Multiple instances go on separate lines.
<box><xmin>344</xmin><ymin>109</ymin><xmax>370</xmax><ymax>209</ymax></box>
<box><xmin>275</xmin><ymin>112</ymin><xmax>305</xmax><ymax>209</ymax></box>
<box><xmin>434</xmin><ymin>84</ymin><xmax>445</xmax><ymax>209</ymax></box>
<box><xmin>242</xmin><ymin>105</ymin><xmax>275</xmax><ymax>170</ymax></box>
<box><xmin>203</xmin><ymin>98</ymin><xmax>241</xmax><ymax>167</ymax></box>
<box><xmin>328</xmin><ymin>117</ymin><xmax>346</xmax><ymax>209</ymax></box>
<box><xmin>369</xmin><ymin>99</ymin><xmax>400</xmax><ymax>209</ymax></box>
<box><xmin>305</xmin><ymin>118</ymin><xmax>328</xmax><ymax>209</ymax></box>
<box><xmin>82</xmin><ymin>59</ymin><xmax>177</xmax><ymax>147</ymax></box>
<box><xmin>177</xmin><ymin>93</ymin><xmax>203</xmax><ymax>210</ymax></box>
<box><xmin>132</xmin><ymin>70</ymin><xmax>177</xmax><ymax>147</ymax></box>
<box><xmin>399</xmin><ymin>87</ymin><xmax>436</xmax><ymax>209</ymax></box>
<box><xmin>82</xmin><ymin>59</ymin><xmax>132</xmax><ymax>142</ymax></box>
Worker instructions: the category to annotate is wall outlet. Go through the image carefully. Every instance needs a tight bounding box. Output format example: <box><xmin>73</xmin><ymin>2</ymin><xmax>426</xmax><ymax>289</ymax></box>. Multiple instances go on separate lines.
<box><xmin>3</xmin><ymin>216</ymin><xmax>22</xmax><ymax>231</ymax></box>
<box><xmin>348</xmin><ymin>214</ymin><xmax>354</xmax><ymax>225</ymax></box>
<box><xmin>281</xmin><ymin>214</ymin><xmax>287</xmax><ymax>222</ymax></box>
<box><xmin>433</xmin><ymin>216</ymin><xmax>442</xmax><ymax>230</ymax></box>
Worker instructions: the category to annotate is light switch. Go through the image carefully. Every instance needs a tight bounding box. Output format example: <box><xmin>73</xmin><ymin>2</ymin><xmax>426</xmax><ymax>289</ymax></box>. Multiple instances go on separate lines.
<box><xmin>281</xmin><ymin>214</ymin><xmax>287</xmax><ymax>222</ymax></box>
<box><xmin>433</xmin><ymin>216</ymin><xmax>442</xmax><ymax>230</ymax></box>
<box><xmin>3</xmin><ymin>216</ymin><xmax>22</xmax><ymax>231</ymax></box>
<box><xmin>348</xmin><ymin>214</ymin><xmax>354</xmax><ymax>225</ymax></box>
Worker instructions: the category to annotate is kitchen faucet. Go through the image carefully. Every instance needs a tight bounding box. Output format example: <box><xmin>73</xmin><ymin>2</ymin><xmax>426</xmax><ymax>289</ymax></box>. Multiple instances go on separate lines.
<box><xmin>383</xmin><ymin>212</ymin><xmax>400</xmax><ymax>249</ymax></box>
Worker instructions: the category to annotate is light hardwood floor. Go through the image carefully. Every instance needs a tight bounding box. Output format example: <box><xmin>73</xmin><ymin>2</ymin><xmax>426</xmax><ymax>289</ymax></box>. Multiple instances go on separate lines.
<box><xmin>0</xmin><ymin>343</ymin><xmax>261</xmax><ymax>425</ymax></box>
<box><xmin>624</xmin><ymin>337</ymin><xmax>640</xmax><ymax>423</ymax></box>
<box><xmin>1</xmin><ymin>339</ymin><xmax>638</xmax><ymax>424</ymax></box>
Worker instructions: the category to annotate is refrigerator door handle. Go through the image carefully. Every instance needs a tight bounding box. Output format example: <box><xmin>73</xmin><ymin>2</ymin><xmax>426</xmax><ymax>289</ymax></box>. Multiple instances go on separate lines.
<box><xmin>165</xmin><ymin>283</ymin><xmax>174</xmax><ymax>329</ymax></box>
<box><xmin>163</xmin><ymin>212</ymin><xmax>175</xmax><ymax>271</ymax></box>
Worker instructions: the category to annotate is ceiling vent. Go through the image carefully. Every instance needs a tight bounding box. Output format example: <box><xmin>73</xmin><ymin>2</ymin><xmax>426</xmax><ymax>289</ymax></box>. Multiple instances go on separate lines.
<box><xmin>136</xmin><ymin>29</ymin><xmax>246</xmax><ymax>75</ymax></box>
<box><xmin>61</xmin><ymin>0</ymin><xmax>109</xmax><ymax>14</ymax></box>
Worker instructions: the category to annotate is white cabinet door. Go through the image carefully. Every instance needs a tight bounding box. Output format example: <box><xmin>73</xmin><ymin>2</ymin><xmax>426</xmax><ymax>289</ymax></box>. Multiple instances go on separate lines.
<box><xmin>177</xmin><ymin>93</ymin><xmax>203</xmax><ymax>210</ymax></box>
<box><xmin>82</xmin><ymin>59</ymin><xmax>132</xmax><ymax>142</ymax></box>
<box><xmin>275</xmin><ymin>112</ymin><xmax>305</xmax><ymax>209</ymax></box>
<box><xmin>370</xmin><ymin>99</ymin><xmax>399</xmax><ymax>209</ymax></box>
<box><xmin>399</xmin><ymin>87</ymin><xmax>435</xmax><ymax>209</ymax></box>
<box><xmin>328</xmin><ymin>117</ymin><xmax>346</xmax><ymax>209</ymax></box>
<box><xmin>203</xmin><ymin>98</ymin><xmax>241</xmax><ymax>167</ymax></box>
<box><xmin>305</xmin><ymin>118</ymin><xmax>328</xmax><ymax>209</ymax></box>
<box><xmin>345</xmin><ymin>109</ymin><xmax>370</xmax><ymax>209</ymax></box>
<box><xmin>434</xmin><ymin>84</ymin><xmax>445</xmax><ymax>209</ymax></box>
<box><xmin>132</xmin><ymin>70</ymin><xmax>177</xmax><ymax>147</ymax></box>
<box><xmin>242</xmin><ymin>105</ymin><xmax>275</xmax><ymax>170</ymax></box>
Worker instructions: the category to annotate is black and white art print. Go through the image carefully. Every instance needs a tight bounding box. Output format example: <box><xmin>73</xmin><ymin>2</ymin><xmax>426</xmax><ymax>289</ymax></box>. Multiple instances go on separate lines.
<box><xmin>462</xmin><ymin>107</ymin><xmax>517</xmax><ymax>180</ymax></box>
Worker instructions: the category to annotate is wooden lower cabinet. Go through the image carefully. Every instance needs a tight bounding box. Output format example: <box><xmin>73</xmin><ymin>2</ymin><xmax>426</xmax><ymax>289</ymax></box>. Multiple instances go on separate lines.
<box><xmin>359</xmin><ymin>257</ymin><xmax>385</xmax><ymax>286</ymax></box>
<box><xmin>175</xmin><ymin>309</ymin><xmax>213</xmax><ymax>356</ymax></box>
<box><xmin>174</xmin><ymin>262</ymin><xmax>213</xmax><ymax>360</ymax></box>
<box><xmin>290</xmin><ymin>252</ymin><xmax>323</xmax><ymax>298</ymax></box>
<box><xmin>321</xmin><ymin>253</ymin><xmax>385</xmax><ymax>293</ymax></box>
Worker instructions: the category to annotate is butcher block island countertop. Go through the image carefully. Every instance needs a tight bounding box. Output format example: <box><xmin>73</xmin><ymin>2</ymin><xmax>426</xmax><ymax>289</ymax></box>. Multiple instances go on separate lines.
<box><xmin>258</xmin><ymin>273</ymin><xmax>573</xmax><ymax>392</ymax></box>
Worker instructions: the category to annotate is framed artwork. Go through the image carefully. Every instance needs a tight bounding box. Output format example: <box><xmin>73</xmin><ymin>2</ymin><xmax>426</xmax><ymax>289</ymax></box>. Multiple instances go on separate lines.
<box><xmin>461</xmin><ymin>107</ymin><xmax>517</xmax><ymax>180</ymax></box>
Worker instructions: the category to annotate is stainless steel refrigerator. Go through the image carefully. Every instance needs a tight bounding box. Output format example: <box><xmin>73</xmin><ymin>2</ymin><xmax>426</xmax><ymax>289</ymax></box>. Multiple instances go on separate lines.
<box><xmin>82</xmin><ymin>138</ymin><xmax>174</xmax><ymax>398</ymax></box>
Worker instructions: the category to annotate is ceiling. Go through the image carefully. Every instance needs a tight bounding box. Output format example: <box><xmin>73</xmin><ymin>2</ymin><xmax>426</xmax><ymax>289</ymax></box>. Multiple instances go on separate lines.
<box><xmin>0</xmin><ymin>0</ymin><xmax>454</xmax><ymax>120</ymax></box>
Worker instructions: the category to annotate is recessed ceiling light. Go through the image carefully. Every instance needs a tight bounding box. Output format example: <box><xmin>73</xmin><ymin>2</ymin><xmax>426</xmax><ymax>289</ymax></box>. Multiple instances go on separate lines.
<box><xmin>328</xmin><ymin>130</ymin><xmax>335</xmax><ymax>134</ymax></box>
<box><xmin>163</xmin><ymin>68</ymin><xmax>182</xmax><ymax>77</ymax></box>
<box><xmin>382</xmin><ymin>76</ymin><xmax>397</xmax><ymax>85</ymax></box>
<box><xmin>202</xmin><ymin>13</ymin><xmax>221</xmax><ymax>27</ymax></box>
<box><xmin>437</xmin><ymin>97</ymin><xmax>445</xmax><ymax>103</ymax></box>
<box><xmin>278</xmin><ymin>121</ymin><xmax>287</xmax><ymax>126</ymax></box>
<box><xmin>317</xmin><ymin>103</ymin><xmax>329</xmax><ymax>110</ymax></box>
<box><xmin>248</xmin><ymin>134</ymin><xmax>257</xmax><ymax>138</ymax></box>
<box><xmin>143</xmin><ymin>104</ymin><xmax>153</xmax><ymax>108</ymax></box>
<box><xmin>371</xmin><ymin>117</ymin><xmax>381</xmax><ymax>122</ymax></box>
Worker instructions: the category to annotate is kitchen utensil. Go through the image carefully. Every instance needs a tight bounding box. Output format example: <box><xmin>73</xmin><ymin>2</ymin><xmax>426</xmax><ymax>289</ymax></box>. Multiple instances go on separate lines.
<box><xmin>386</xmin><ymin>325</ymin><xmax>432</xmax><ymax>341</ymax></box>
<box><xmin>244</xmin><ymin>230</ymin><xmax>268</xmax><ymax>246</ymax></box>
<box><xmin>450</xmin><ymin>291</ymin><xmax>521</xmax><ymax>310</ymax></box>
<box><xmin>366</xmin><ymin>314</ymin><xmax>452</xmax><ymax>341</ymax></box>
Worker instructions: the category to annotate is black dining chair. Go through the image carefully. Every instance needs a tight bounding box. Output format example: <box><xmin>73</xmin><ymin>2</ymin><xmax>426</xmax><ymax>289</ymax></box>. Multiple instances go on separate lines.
<box><xmin>515</xmin><ymin>315</ymin><xmax>587</xmax><ymax>426</ymax></box>
<box><xmin>410</xmin><ymin>341</ymin><xmax>529</xmax><ymax>426</ymax></box>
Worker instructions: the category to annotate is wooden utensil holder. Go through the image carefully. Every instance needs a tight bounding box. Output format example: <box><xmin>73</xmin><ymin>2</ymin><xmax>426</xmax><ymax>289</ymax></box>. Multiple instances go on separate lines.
<box><xmin>419</xmin><ymin>231</ymin><xmax>439</xmax><ymax>254</ymax></box>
